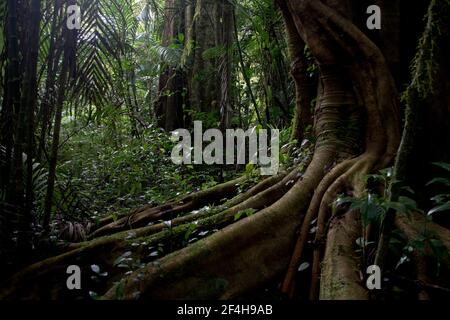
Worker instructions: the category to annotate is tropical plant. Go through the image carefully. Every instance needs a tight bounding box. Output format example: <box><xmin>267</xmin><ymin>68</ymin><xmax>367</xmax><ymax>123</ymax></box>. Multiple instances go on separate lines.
<box><xmin>427</xmin><ymin>162</ymin><xmax>450</xmax><ymax>217</ymax></box>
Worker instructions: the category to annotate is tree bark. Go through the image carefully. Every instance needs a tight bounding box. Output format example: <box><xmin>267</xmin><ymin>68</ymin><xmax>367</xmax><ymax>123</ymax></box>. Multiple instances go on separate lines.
<box><xmin>155</xmin><ymin>0</ymin><xmax>186</xmax><ymax>131</ymax></box>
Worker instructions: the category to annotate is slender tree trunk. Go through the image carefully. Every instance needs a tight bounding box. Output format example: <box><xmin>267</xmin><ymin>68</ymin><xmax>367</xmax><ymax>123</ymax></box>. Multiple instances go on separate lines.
<box><xmin>0</xmin><ymin>0</ymin><xmax>24</xmax><ymax>269</ymax></box>
<box><xmin>5</xmin><ymin>0</ymin><xmax>23</xmax><ymax>208</ymax></box>
<box><xmin>42</xmin><ymin>18</ymin><xmax>74</xmax><ymax>229</ymax></box>
<box><xmin>233</xmin><ymin>10</ymin><xmax>262</xmax><ymax>125</ymax></box>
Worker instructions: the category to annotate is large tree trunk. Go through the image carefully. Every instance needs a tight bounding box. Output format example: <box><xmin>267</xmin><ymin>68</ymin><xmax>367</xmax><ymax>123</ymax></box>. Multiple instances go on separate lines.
<box><xmin>155</xmin><ymin>0</ymin><xmax>187</xmax><ymax>131</ymax></box>
<box><xmin>156</xmin><ymin>0</ymin><xmax>236</xmax><ymax>131</ymax></box>
<box><xmin>21</xmin><ymin>0</ymin><xmax>41</xmax><ymax>217</ymax></box>
<box><xmin>0</xmin><ymin>0</ymin><xmax>26</xmax><ymax>272</ymax></box>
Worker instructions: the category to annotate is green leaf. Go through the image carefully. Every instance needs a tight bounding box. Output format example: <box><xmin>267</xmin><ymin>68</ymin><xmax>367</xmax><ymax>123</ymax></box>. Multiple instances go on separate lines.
<box><xmin>333</xmin><ymin>196</ymin><xmax>355</xmax><ymax>208</ymax></box>
<box><xmin>427</xmin><ymin>177</ymin><xmax>450</xmax><ymax>187</ymax></box>
<box><xmin>245</xmin><ymin>163</ymin><xmax>255</xmax><ymax>176</ymax></box>
<box><xmin>234</xmin><ymin>212</ymin><xmax>243</xmax><ymax>221</ymax></box>
<box><xmin>356</xmin><ymin>237</ymin><xmax>375</xmax><ymax>247</ymax></box>
<box><xmin>428</xmin><ymin>201</ymin><xmax>450</xmax><ymax>216</ymax></box>
<box><xmin>89</xmin><ymin>291</ymin><xmax>100</xmax><ymax>300</ymax></box>
<box><xmin>395</xmin><ymin>255</ymin><xmax>410</xmax><ymax>269</ymax></box>
<box><xmin>398</xmin><ymin>196</ymin><xmax>420</xmax><ymax>213</ymax></box>
<box><xmin>184</xmin><ymin>223</ymin><xmax>198</xmax><ymax>241</ymax></box>
<box><xmin>360</xmin><ymin>194</ymin><xmax>381</xmax><ymax>225</ymax></box>
<box><xmin>384</xmin><ymin>201</ymin><xmax>406</xmax><ymax>213</ymax></box>
<box><xmin>411</xmin><ymin>239</ymin><xmax>426</xmax><ymax>251</ymax></box>
<box><xmin>366</xmin><ymin>174</ymin><xmax>386</xmax><ymax>184</ymax></box>
<box><xmin>380</xmin><ymin>167</ymin><xmax>393</xmax><ymax>178</ymax></box>
<box><xmin>429</xmin><ymin>239</ymin><xmax>449</xmax><ymax>259</ymax></box>
<box><xmin>115</xmin><ymin>282</ymin><xmax>125</xmax><ymax>300</ymax></box>
<box><xmin>244</xmin><ymin>208</ymin><xmax>257</xmax><ymax>217</ymax></box>
<box><xmin>431</xmin><ymin>194</ymin><xmax>450</xmax><ymax>204</ymax></box>
<box><xmin>202</xmin><ymin>45</ymin><xmax>226</xmax><ymax>60</ymax></box>
<box><xmin>255</xmin><ymin>124</ymin><xmax>263</xmax><ymax>134</ymax></box>
<box><xmin>433</xmin><ymin>162</ymin><xmax>450</xmax><ymax>172</ymax></box>
<box><xmin>113</xmin><ymin>251</ymin><xmax>132</xmax><ymax>266</ymax></box>
<box><xmin>234</xmin><ymin>208</ymin><xmax>256</xmax><ymax>221</ymax></box>
<box><xmin>401</xmin><ymin>186</ymin><xmax>415</xmax><ymax>195</ymax></box>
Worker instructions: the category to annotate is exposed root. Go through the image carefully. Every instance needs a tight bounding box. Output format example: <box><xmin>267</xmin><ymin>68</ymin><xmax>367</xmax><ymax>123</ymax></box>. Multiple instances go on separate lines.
<box><xmin>100</xmin><ymin>147</ymin><xmax>337</xmax><ymax>300</ymax></box>
<box><xmin>413</xmin><ymin>252</ymin><xmax>430</xmax><ymax>300</ymax></box>
<box><xmin>89</xmin><ymin>175</ymin><xmax>249</xmax><ymax>238</ymax></box>
<box><xmin>278</xmin><ymin>0</ymin><xmax>401</xmax><ymax>300</ymax></box>
<box><xmin>281</xmin><ymin>157</ymin><xmax>356</xmax><ymax>296</ymax></box>
<box><xmin>90</xmin><ymin>168</ymin><xmax>303</xmax><ymax>240</ymax></box>
<box><xmin>56</xmin><ymin>169</ymin><xmax>301</xmax><ymax>258</ymax></box>
<box><xmin>281</xmin><ymin>152</ymin><xmax>381</xmax><ymax>298</ymax></box>
<box><xmin>396</xmin><ymin>213</ymin><xmax>450</xmax><ymax>270</ymax></box>
<box><xmin>319</xmin><ymin>210</ymin><xmax>368</xmax><ymax>300</ymax></box>
<box><xmin>0</xmin><ymin>163</ymin><xmax>308</xmax><ymax>299</ymax></box>
<box><xmin>309</xmin><ymin>153</ymin><xmax>382</xmax><ymax>299</ymax></box>
<box><xmin>395</xmin><ymin>213</ymin><xmax>450</xmax><ymax>300</ymax></box>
